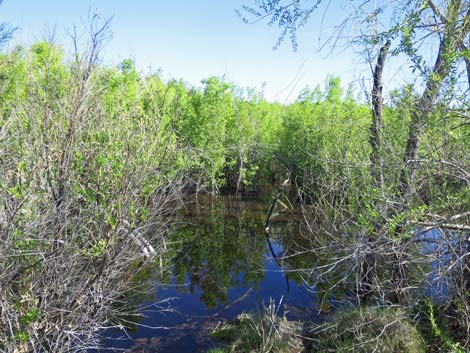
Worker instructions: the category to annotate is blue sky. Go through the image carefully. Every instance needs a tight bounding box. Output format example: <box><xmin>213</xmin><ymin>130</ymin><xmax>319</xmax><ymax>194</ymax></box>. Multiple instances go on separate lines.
<box><xmin>1</xmin><ymin>0</ymin><xmax>387</xmax><ymax>102</ymax></box>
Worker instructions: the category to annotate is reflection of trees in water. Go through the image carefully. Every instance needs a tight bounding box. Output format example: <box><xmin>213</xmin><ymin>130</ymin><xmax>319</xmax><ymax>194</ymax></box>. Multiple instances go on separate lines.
<box><xmin>278</xmin><ymin>227</ymin><xmax>361</xmax><ymax>301</ymax></box>
<box><xmin>276</xmin><ymin>215</ymin><xmax>470</xmax><ymax>330</ymax></box>
<box><xmin>109</xmin><ymin>197</ymin><xmax>470</xmax><ymax>351</ymax></box>
<box><xmin>108</xmin><ymin>262</ymin><xmax>172</xmax><ymax>333</ymax></box>
<box><xmin>167</xmin><ymin>211</ymin><xmax>267</xmax><ymax>309</ymax></box>
<box><xmin>276</xmin><ymin>221</ymin><xmax>442</xmax><ymax>306</ymax></box>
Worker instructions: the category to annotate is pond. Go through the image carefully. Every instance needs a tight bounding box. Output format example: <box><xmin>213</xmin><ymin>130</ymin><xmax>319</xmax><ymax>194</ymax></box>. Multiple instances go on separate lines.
<box><xmin>100</xmin><ymin>194</ymin><xmax>322</xmax><ymax>353</ymax></box>
<box><xmin>95</xmin><ymin>193</ymin><xmax>468</xmax><ymax>353</ymax></box>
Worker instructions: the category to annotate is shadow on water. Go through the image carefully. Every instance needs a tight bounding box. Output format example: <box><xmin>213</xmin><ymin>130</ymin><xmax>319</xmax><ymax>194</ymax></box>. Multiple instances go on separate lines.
<box><xmin>99</xmin><ymin>194</ymin><xmax>321</xmax><ymax>353</ymax></box>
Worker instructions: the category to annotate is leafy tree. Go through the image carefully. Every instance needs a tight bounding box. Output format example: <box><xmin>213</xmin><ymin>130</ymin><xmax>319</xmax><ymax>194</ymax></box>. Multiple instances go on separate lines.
<box><xmin>240</xmin><ymin>0</ymin><xmax>470</xmax><ymax>203</ymax></box>
<box><xmin>239</xmin><ymin>2</ymin><xmax>470</xmax><ymax>349</ymax></box>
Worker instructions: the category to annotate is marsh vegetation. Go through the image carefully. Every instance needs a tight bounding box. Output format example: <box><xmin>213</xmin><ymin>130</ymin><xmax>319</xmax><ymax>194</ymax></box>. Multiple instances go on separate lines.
<box><xmin>1</xmin><ymin>1</ymin><xmax>470</xmax><ymax>352</ymax></box>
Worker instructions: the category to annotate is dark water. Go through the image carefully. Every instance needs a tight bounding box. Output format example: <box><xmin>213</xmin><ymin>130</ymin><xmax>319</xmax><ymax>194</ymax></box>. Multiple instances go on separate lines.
<box><xmin>97</xmin><ymin>195</ymin><xmax>468</xmax><ymax>353</ymax></box>
<box><xmin>102</xmin><ymin>195</ymin><xmax>320</xmax><ymax>353</ymax></box>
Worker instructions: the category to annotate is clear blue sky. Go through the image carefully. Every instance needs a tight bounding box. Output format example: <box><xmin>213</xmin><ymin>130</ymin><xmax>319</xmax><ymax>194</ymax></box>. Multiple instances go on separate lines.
<box><xmin>1</xmin><ymin>0</ymin><xmax>388</xmax><ymax>102</ymax></box>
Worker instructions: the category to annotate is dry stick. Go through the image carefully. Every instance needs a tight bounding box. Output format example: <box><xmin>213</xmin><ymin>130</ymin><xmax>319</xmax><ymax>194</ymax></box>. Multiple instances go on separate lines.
<box><xmin>9</xmin><ymin>248</ymin><xmax>60</xmax><ymax>283</ymax></box>
<box><xmin>265</xmin><ymin>178</ymin><xmax>290</xmax><ymax>292</ymax></box>
<box><xmin>419</xmin><ymin>222</ymin><xmax>470</xmax><ymax>233</ymax></box>
<box><xmin>208</xmin><ymin>287</ymin><xmax>254</xmax><ymax>319</ymax></box>
<box><xmin>417</xmin><ymin>211</ymin><xmax>470</xmax><ymax>234</ymax></box>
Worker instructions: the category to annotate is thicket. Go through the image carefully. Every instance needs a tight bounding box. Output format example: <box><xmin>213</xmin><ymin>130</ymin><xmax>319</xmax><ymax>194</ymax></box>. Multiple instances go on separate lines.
<box><xmin>1</xmin><ymin>13</ymin><xmax>470</xmax><ymax>351</ymax></box>
<box><xmin>0</xmin><ymin>25</ymin><xmax>190</xmax><ymax>351</ymax></box>
<box><xmin>0</xmin><ymin>31</ymin><xmax>368</xmax><ymax>351</ymax></box>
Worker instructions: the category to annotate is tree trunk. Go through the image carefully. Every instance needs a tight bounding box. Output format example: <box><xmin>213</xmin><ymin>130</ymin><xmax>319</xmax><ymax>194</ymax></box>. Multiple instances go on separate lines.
<box><xmin>370</xmin><ymin>41</ymin><xmax>390</xmax><ymax>192</ymax></box>
<box><xmin>400</xmin><ymin>32</ymin><xmax>457</xmax><ymax>198</ymax></box>
<box><xmin>399</xmin><ymin>0</ymin><xmax>470</xmax><ymax>199</ymax></box>
<box><xmin>463</xmin><ymin>45</ymin><xmax>470</xmax><ymax>90</ymax></box>
<box><xmin>236</xmin><ymin>152</ymin><xmax>244</xmax><ymax>195</ymax></box>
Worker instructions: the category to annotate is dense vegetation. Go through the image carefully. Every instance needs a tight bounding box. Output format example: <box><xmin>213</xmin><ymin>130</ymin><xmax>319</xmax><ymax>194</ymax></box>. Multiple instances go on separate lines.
<box><xmin>1</xmin><ymin>1</ymin><xmax>470</xmax><ymax>350</ymax></box>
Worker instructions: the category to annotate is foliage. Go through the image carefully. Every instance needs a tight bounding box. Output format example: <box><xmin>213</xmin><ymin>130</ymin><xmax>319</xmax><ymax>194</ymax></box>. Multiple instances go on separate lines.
<box><xmin>0</xmin><ymin>30</ymin><xmax>185</xmax><ymax>351</ymax></box>
<box><xmin>1</xmin><ymin>5</ymin><xmax>470</xmax><ymax>350</ymax></box>
<box><xmin>207</xmin><ymin>348</ymin><xmax>229</xmax><ymax>353</ymax></box>
<box><xmin>427</xmin><ymin>302</ymin><xmax>465</xmax><ymax>353</ymax></box>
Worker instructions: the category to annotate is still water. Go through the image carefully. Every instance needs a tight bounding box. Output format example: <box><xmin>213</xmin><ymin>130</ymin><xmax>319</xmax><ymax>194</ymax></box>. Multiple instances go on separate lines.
<box><xmin>98</xmin><ymin>194</ymin><xmax>461</xmax><ymax>352</ymax></box>
<box><xmin>102</xmin><ymin>194</ymin><xmax>319</xmax><ymax>352</ymax></box>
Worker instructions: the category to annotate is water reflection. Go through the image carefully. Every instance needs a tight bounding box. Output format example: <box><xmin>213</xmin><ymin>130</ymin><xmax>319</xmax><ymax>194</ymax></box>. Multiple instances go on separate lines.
<box><xmin>169</xmin><ymin>211</ymin><xmax>266</xmax><ymax>308</ymax></box>
<box><xmin>102</xmin><ymin>195</ymin><xmax>315</xmax><ymax>353</ymax></box>
<box><xmin>100</xmin><ymin>195</ymin><xmax>468</xmax><ymax>352</ymax></box>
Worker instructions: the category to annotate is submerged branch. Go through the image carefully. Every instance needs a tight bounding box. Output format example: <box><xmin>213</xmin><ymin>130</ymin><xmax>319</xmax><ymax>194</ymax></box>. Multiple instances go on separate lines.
<box><xmin>265</xmin><ymin>178</ymin><xmax>290</xmax><ymax>291</ymax></box>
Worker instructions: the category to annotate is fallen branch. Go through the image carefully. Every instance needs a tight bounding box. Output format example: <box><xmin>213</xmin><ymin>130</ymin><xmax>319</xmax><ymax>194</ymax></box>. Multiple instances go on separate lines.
<box><xmin>418</xmin><ymin>222</ymin><xmax>470</xmax><ymax>233</ymax></box>
<box><xmin>265</xmin><ymin>178</ymin><xmax>290</xmax><ymax>291</ymax></box>
<box><xmin>123</xmin><ymin>220</ymin><xmax>156</xmax><ymax>259</ymax></box>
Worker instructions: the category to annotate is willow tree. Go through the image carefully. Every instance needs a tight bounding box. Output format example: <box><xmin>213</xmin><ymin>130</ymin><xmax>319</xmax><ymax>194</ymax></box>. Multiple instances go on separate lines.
<box><xmin>240</xmin><ymin>0</ymin><xmax>470</xmax><ymax>205</ymax></box>
<box><xmin>241</xmin><ymin>4</ymin><xmax>470</xmax><ymax>343</ymax></box>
